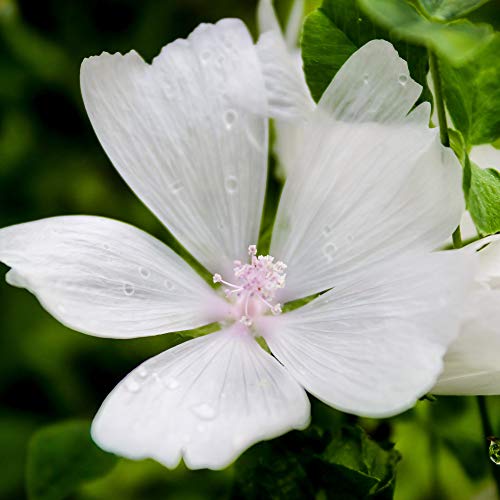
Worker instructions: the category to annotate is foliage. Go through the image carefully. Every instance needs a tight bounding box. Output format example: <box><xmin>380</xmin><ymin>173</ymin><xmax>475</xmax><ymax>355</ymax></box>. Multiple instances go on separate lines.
<box><xmin>301</xmin><ymin>0</ymin><xmax>430</xmax><ymax>102</ymax></box>
<box><xmin>232</xmin><ymin>425</ymin><xmax>400</xmax><ymax>499</ymax></box>
<box><xmin>26</xmin><ymin>420</ymin><xmax>118</xmax><ymax>500</ymax></box>
<box><xmin>358</xmin><ymin>0</ymin><xmax>493</xmax><ymax>65</ymax></box>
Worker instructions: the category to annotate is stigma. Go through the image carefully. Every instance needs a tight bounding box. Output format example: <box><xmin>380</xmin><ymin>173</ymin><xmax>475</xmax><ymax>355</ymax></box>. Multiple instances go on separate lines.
<box><xmin>213</xmin><ymin>245</ymin><xmax>287</xmax><ymax>326</ymax></box>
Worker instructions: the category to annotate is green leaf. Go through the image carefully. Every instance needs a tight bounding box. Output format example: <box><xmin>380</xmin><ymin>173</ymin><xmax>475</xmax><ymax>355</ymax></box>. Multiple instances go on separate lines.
<box><xmin>466</xmin><ymin>160</ymin><xmax>500</xmax><ymax>236</ymax></box>
<box><xmin>358</xmin><ymin>0</ymin><xmax>493</xmax><ymax>65</ymax></box>
<box><xmin>317</xmin><ymin>426</ymin><xmax>401</xmax><ymax>499</ymax></box>
<box><xmin>26</xmin><ymin>420</ymin><xmax>118</xmax><ymax>500</ymax></box>
<box><xmin>440</xmin><ymin>36</ymin><xmax>500</xmax><ymax>146</ymax></box>
<box><xmin>418</xmin><ymin>0</ymin><xmax>492</xmax><ymax>21</ymax></box>
<box><xmin>231</xmin><ymin>429</ymin><xmax>322</xmax><ymax>500</ymax></box>
<box><xmin>301</xmin><ymin>0</ymin><xmax>430</xmax><ymax>102</ymax></box>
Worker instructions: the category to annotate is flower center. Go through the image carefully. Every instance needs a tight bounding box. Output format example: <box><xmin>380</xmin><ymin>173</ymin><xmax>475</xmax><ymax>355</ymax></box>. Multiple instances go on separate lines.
<box><xmin>213</xmin><ymin>245</ymin><xmax>287</xmax><ymax>326</ymax></box>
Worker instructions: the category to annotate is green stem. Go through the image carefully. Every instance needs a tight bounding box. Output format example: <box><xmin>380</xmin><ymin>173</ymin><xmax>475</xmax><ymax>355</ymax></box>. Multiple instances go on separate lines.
<box><xmin>452</xmin><ymin>226</ymin><xmax>462</xmax><ymax>249</ymax></box>
<box><xmin>477</xmin><ymin>396</ymin><xmax>500</xmax><ymax>496</ymax></box>
<box><xmin>428</xmin><ymin>51</ymin><xmax>450</xmax><ymax>147</ymax></box>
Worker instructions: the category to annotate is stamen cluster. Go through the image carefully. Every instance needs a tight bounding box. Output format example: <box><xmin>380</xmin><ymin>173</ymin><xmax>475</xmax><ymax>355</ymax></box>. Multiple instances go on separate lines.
<box><xmin>213</xmin><ymin>245</ymin><xmax>287</xmax><ymax>325</ymax></box>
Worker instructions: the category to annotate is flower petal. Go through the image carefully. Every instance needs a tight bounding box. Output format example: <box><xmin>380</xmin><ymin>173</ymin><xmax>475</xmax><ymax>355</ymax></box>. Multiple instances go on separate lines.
<box><xmin>256</xmin><ymin>30</ymin><xmax>314</xmax><ymax>121</ymax></box>
<box><xmin>433</xmin><ymin>290</ymin><xmax>500</xmax><ymax>395</ymax></box>
<box><xmin>81</xmin><ymin>19</ymin><xmax>268</xmax><ymax>276</ymax></box>
<box><xmin>318</xmin><ymin>40</ymin><xmax>421</xmax><ymax>123</ymax></box>
<box><xmin>0</xmin><ymin>216</ymin><xmax>226</xmax><ymax>338</ymax></box>
<box><xmin>258</xmin><ymin>251</ymin><xmax>475</xmax><ymax>417</ymax></box>
<box><xmin>92</xmin><ymin>326</ymin><xmax>310</xmax><ymax>470</ymax></box>
<box><xmin>271</xmin><ymin>41</ymin><xmax>463</xmax><ymax>301</ymax></box>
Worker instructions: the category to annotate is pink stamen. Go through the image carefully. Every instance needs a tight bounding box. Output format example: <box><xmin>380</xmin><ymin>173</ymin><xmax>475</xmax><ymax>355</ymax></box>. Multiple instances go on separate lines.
<box><xmin>213</xmin><ymin>244</ymin><xmax>287</xmax><ymax>326</ymax></box>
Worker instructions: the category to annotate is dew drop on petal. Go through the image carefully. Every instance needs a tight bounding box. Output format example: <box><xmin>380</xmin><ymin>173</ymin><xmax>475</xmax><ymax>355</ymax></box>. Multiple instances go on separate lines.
<box><xmin>322</xmin><ymin>242</ymin><xmax>337</xmax><ymax>263</ymax></box>
<box><xmin>125</xmin><ymin>379</ymin><xmax>140</xmax><ymax>393</ymax></box>
<box><xmin>398</xmin><ymin>74</ymin><xmax>408</xmax><ymax>86</ymax></box>
<box><xmin>170</xmin><ymin>180</ymin><xmax>184</xmax><ymax>194</ymax></box>
<box><xmin>322</xmin><ymin>225</ymin><xmax>332</xmax><ymax>237</ymax></box>
<box><xmin>200</xmin><ymin>50</ymin><xmax>211</xmax><ymax>63</ymax></box>
<box><xmin>163</xmin><ymin>376</ymin><xmax>180</xmax><ymax>390</ymax></box>
<box><xmin>137</xmin><ymin>366</ymin><xmax>148</xmax><ymax>378</ymax></box>
<box><xmin>164</xmin><ymin>279</ymin><xmax>175</xmax><ymax>291</ymax></box>
<box><xmin>225</xmin><ymin>175</ymin><xmax>238</xmax><ymax>194</ymax></box>
<box><xmin>103</xmin><ymin>244</ymin><xmax>110</xmax><ymax>251</ymax></box>
<box><xmin>363</xmin><ymin>74</ymin><xmax>369</xmax><ymax>85</ymax></box>
<box><xmin>192</xmin><ymin>403</ymin><xmax>217</xmax><ymax>420</ymax></box>
<box><xmin>123</xmin><ymin>282</ymin><xmax>135</xmax><ymax>296</ymax></box>
<box><xmin>224</xmin><ymin>109</ymin><xmax>237</xmax><ymax>130</ymax></box>
<box><xmin>139</xmin><ymin>267</ymin><xmax>150</xmax><ymax>279</ymax></box>
<box><xmin>489</xmin><ymin>438</ymin><xmax>500</xmax><ymax>465</ymax></box>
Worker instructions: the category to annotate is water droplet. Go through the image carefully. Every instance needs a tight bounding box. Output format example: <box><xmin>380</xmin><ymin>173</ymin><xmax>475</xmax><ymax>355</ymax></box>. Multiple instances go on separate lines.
<box><xmin>123</xmin><ymin>282</ymin><xmax>135</xmax><ymax>296</ymax></box>
<box><xmin>170</xmin><ymin>180</ymin><xmax>184</xmax><ymax>194</ymax></box>
<box><xmin>322</xmin><ymin>225</ymin><xmax>332</xmax><ymax>237</ymax></box>
<box><xmin>224</xmin><ymin>109</ymin><xmax>237</xmax><ymax>130</ymax></box>
<box><xmin>103</xmin><ymin>244</ymin><xmax>110</xmax><ymax>251</ymax></box>
<box><xmin>398</xmin><ymin>74</ymin><xmax>408</xmax><ymax>85</ymax></box>
<box><xmin>225</xmin><ymin>175</ymin><xmax>238</xmax><ymax>194</ymax></box>
<box><xmin>163</xmin><ymin>377</ymin><xmax>180</xmax><ymax>390</ymax></box>
<box><xmin>489</xmin><ymin>438</ymin><xmax>500</xmax><ymax>465</ymax></box>
<box><xmin>217</xmin><ymin>55</ymin><xmax>225</xmax><ymax>65</ymax></box>
<box><xmin>164</xmin><ymin>279</ymin><xmax>175</xmax><ymax>291</ymax></box>
<box><xmin>322</xmin><ymin>242</ymin><xmax>337</xmax><ymax>263</ymax></box>
<box><xmin>125</xmin><ymin>379</ymin><xmax>140</xmax><ymax>393</ymax></box>
<box><xmin>363</xmin><ymin>74</ymin><xmax>369</xmax><ymax>85</ymax></box>
<box><xmin>137</xmin><ymin>366</ymin><xmax>148</xmax><ymax>378</ymax></box>
<box><xmin>346</xmin><ymin>234</ymin><xmax>354</xmax><ymax>242</ymax></box>
<box><xmin>139</xmin><ymin>267</ymin><xmax>150</xmax><ymax>279</ymax></box>
<box><xmin>192</xmin><ymin>403</ymin><xmax>217</xmax><ymax>420</ymax></box>
<box><xmin>200</xmin><ymin>51</ymin><xmax>213</xmax><ymax>65</ymax></box>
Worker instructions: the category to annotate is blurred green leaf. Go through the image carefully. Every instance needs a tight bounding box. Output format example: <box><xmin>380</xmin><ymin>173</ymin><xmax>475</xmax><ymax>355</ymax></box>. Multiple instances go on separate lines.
<box><xmin>317</xmin><ymin>425</ymin><xmax>400</xmax><ymax>499</ymax></box>
<box><xmin>441</xmin><ymin>36</ymin><xmax>500</xmax><ymax>146</ymax></box>
<box><xmin>358</xmin><ymin>0</ymin><xmax>493</xmax><ymax>65</ymax></box>
<box><xmin>231</xmin><ymin>429</ymin><xmax>322</xmax><ymax>500</ymax></box>
<box><xmin>26</xmin><ymin>420</ymin><xmax>118</xmax><ymax>500</ymax></box>
<box><xmin>301</xmin><ymin>0</ymin><xmax>429</xmax><ymax>102</ymax></box>
<box><xmin>466</xmin><ymin>159</ymin><xmax>500</xmax><ymax>236</ymax></box>
<box><xmin>418</xmin><ymin>0</ymin><xmax>492</xmax><ymax>21</ymax></box>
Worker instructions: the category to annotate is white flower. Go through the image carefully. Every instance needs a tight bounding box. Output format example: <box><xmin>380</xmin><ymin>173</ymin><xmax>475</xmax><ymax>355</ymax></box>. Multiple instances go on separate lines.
<box><xmin>257</xmin><ymin>0</ymin><xmax>315</xmax><ymax>178</ymax></box>
<box><xmin>434</xmin><ymin>237</ymin><xmax>500</xmax><ymax>395</ymax></box>
<box><xmin>0</xmin><ymin>19</ymin><xmax>475</xmax><ymax>469</ymax></box>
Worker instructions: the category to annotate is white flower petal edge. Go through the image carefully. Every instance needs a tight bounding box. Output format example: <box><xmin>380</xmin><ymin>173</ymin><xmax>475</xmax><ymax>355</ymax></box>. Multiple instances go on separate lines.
<box><xmin>92</xmin><ymin>325</ymin><xmax>310</xmax><ymax>470</ymax></box>
<box><xmin>270</xmin><ymin>40</ymin><xmax>464</xmax><ymax>301</ymax></box>
<box><xmin>256</xmin><ymin>251</ymin><xmax>476</xmax><ymax>417</ymax></box>
<box><xmin>0</xmin><ymin>216</ymin><xmax>226</xmax><ymax>338</ymax></box>
<box><xmin>433</xmin><ymin>290</ymin><xmax>500</xmax><ymax>395</ymax></box>
<box><xmin>433</xmin><ymin>238</ymin><xmax>500</xmax><ymax>395</ymax></box>
<box><xmin>81</xmin><ymin>19</ymin><xmax>268</xmax><ymax>277</ymax></box>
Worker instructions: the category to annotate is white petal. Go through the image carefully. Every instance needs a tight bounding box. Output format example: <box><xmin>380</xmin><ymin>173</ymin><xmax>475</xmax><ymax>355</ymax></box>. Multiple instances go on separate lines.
<box><xmin>256</xmin><ymin>30</ymin><xmax>314</xmax><ymax>121</ymax></box>
<box><xmin>318</xmin><ymin>40</ymin><xmax>421</xmax><ymax>123</ymax></box>
<box><xmin>0</xmin><ymin>216</ymin><xmax>226</xmax><ymax>338</ymax></box>
<box><xmin>258</xmin><ymin>251</ymin><xmax>475</xmax><ymax>417</ymax></box>
<box><xmin>81</xmin><ymin>19</ymin><xmax>268</xmax><ymax>276</ymax></box>
<box><xmin>257</xmin><ymin>0</ymin><xmax>282</xmax><ymax>35</ymax></box>
<box><xmin>271</xmin><ymin>43</ymin><xmax>463</xmax><ymax>301</ymax></box>
<box><xmin>477</xmin><ymin>238</ymin><xmax>500</xmax><ymax>288</ymax></box>
<box><xmin>433</xmin><ymin>290</ymin><xmax>500</xmax><ymax>395</ymax></box>
<box><xmin>284</xmin><ymin>0</ymin><xmax>305</xmax><ymax>49</ymax></box>
<box><xmin>470</xmin><ymin>144</ymin><xmax>500</xmax><ymax>171</ymax></box>
<box><xmin>92</xmin><ymin>326</ymin><xmax>310</xmax><ymax>470</ymax></box>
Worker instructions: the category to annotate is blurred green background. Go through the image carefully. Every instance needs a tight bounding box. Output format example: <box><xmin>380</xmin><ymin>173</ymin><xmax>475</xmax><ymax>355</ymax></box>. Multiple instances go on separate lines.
<box><xmin>1</xmin><ymin>0</ymin><xmax>500</xmax><ymax>498</ymax></box>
